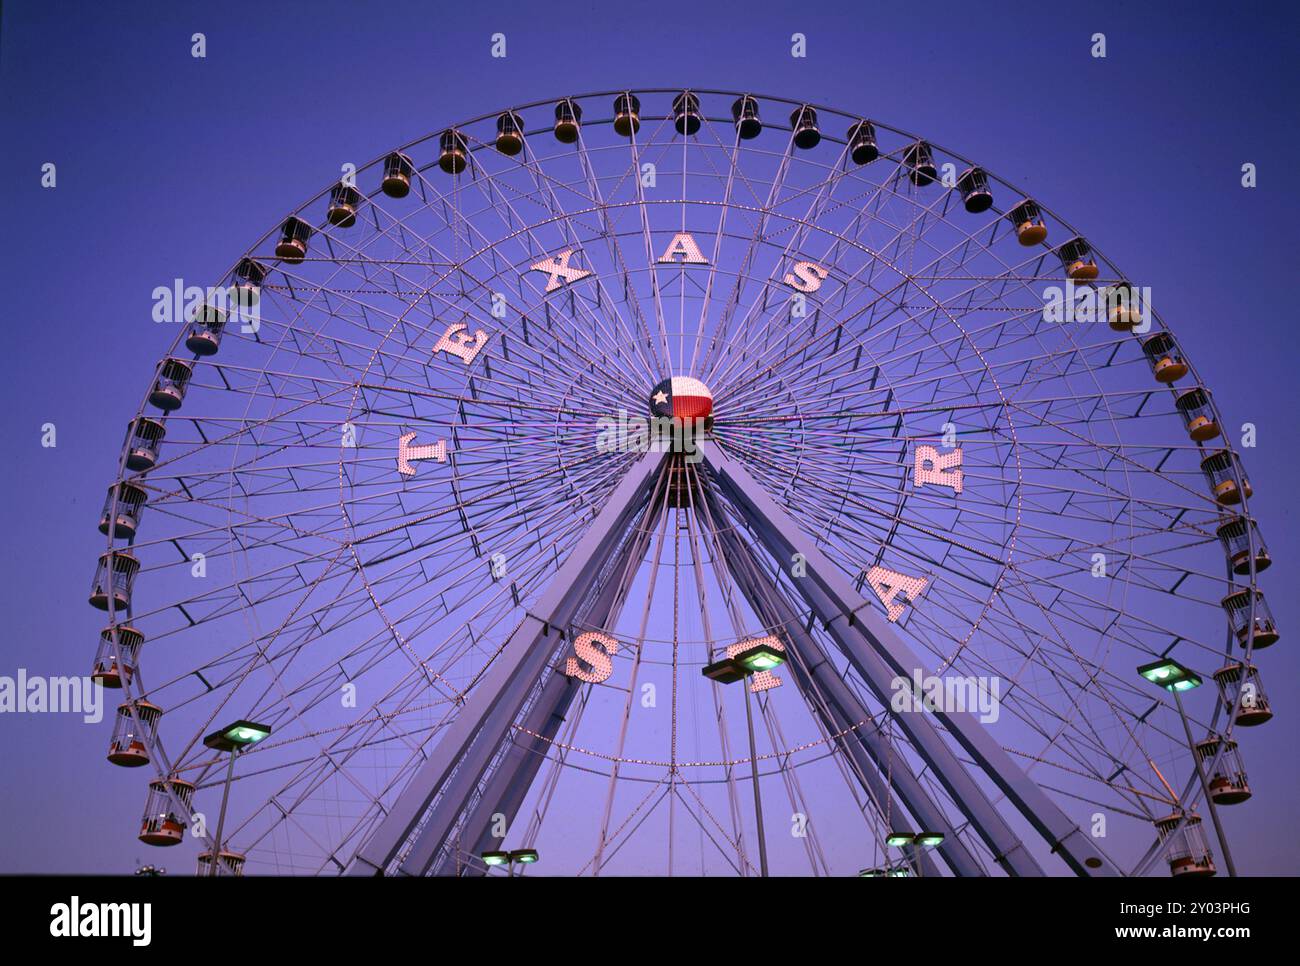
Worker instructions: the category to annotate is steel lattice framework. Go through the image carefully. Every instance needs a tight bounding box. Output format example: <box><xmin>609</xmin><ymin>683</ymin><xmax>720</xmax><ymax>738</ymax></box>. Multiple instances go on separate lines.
<box><xmin>90</xmin><ymin>89</ymin><xmax>1276</xmax><ymax>877</ymax></box>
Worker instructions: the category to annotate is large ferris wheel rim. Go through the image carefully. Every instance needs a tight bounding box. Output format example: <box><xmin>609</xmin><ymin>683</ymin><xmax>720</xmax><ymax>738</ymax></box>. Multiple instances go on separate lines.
<box><xmin>94</xmin><ymin>85</ymin><xmax>1268</xmax><ymax>876</ymax></box>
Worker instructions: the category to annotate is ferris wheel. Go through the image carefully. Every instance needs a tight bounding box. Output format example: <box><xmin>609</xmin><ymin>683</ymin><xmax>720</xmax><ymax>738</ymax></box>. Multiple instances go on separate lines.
<box><xmin>88</xmin><ymin>89</ymin><xmax>1278</xmax><ymax>877</ymax></box>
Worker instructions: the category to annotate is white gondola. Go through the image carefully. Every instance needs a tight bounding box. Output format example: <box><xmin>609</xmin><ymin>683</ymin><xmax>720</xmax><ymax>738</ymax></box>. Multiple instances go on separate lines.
<box><xmin>1153</xmin><ymin>812</ymin><xmax>1215</xmax><ymax>877</ymax></box>
<box><xmin>92</xmin><ymin>624</ymin><xmax>143</xmax><ymax>688</ymax></box>
<box><xmin>99</xmin><ymin>482</ymin><xmax>147</xmax><ymax>538</ymax></box>
<box><xmin>673</xmin><ymin>92</ymin><xmax>701</xmax><ymax>135</ymax></box>
<box><xmin>107</xmin><ymin>699</ymin><xmax>162</xmax><ymax>767</ymax></box>
<box><xmin>956</xmin><ymin>167</ymin><xmax>993</xmax><ymax>213</ymax></box>
<box><xmin>495</xmin><ymin>111</ymin><xmax>525</xmax><ymax>156</ymax></box>
<box><xmin>1221</xmin><ymin>588</ymin><xmax>1279</xmax><ymax>649</ymax></box>
<box><xmin>89</xmin><ymin>550</ymin><xmax>139</xmax><ymax>612</ymax></box>
<box><xmin>1213</xmin><ymin>661</ymin><xmax>1272</xmax><ymax>727</ymax></box>
<box><xmin>613</xmin><ymin>93</ymin><xmax>641</xmax><ymax>137</ymax></box>
<box><xmin>731</xmin><ymin>95</ymin><xmax>761</xmax><ymax>139</ymax></box>
<box><xmin>1140</xmin><ymin>330</ymin><xmax>1188</xmax><ymax>383</ymax></box>
<box><xmin>1103</xmin><ymin>280</ymin><xmax>1143</xmax><ymax>331</ymax></box>
<box><xmin>1194</xmin><ymin>736</ymin><xmax>1252</xmax><ymax>805</ymax></box>
<box><xmin>1007</xmin><ymin>199</ymin><xmax>1047</xmax><ymax>246</ymax></box>
<box><xmin>196</xmin><ymin>850</ymin><xmax>246</xmax><ymax>876</ymax></box>
<box><xmin>231</xmin><ymin>257</ymin><xmax>267</xmax><ymax>309</ymax></box>
<box><xmin>1216</xmin><ymin>515</ymin><xmax>1270</xmax><ymax>576</ymax></box>
<box><xmin>438</xmin><ymin>129</ymin><xmax>469</xmax><ymax>174</ymax></box>
<box><xmin>903</xmin><ymin>141</ymin><xmax>937</xmax><ymax>186</ymax></box>
<box><xmin>124</xmin><ymin>416</ymin><xmax>166</xmax><ymax>472</ymax></box>
<box><xmin>139</xmin><ymin>778</ymin><xmax>195</xmax><ymax>846</ymax></box>
<box><xmin>553</xmin><ymin>98</ymin><xmax>582</xmax><ymax>143</ymax></box>
<box><xmin>148</xmin><ymin>358</ymin><xmax>194</xmax><ymax>411</ymax></box>
<box><xmin>381</xmin><ymin>151</ymin><xmax>414</xmax><ymax>197</ymax></box>
<box><xmin>185</xmin><ymin>302</ymin><xmax>226</xmax><ymax>355</ymax></box>
<box><xmin>848</xmin><ymin>120</ymin><xmax>878</xmax><ymax>164</ymax></box>
<box><xmin>1200</xmin><ymin>448</ymin><xmax>1252</xmax><ymax>506</ymax></box>
<box><xmin>1056</xmin><ymin>236</ymin><xmax>1098</xmax><ymax>281</ymax></box>
<box><xmin>790</xmin><ymin>105</ymin><xmax>820</xmax><ymax>149</ymax></box>
<box><xmin>327</xmin><ymin>182</ymin><xmax>362</xmax><ymax>227</ymax></box>
<box><xmin>275</xmin><ymin>216</ymin><xmax>312</xmax><ymax>263</ymax></box>
<box><xmin>1174</xmin><ymin>386</ymin><xmax>1220</xmax><ymax>441</ymax></box>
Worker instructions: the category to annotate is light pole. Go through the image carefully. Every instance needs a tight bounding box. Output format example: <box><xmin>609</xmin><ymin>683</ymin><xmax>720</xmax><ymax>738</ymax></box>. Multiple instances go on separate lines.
<box><xmin>741</xmin><ymin>682</ymin><xmax>767</xmax><ymax>878</ymax></box>
<box><xmin>202</xmin><ymin>719</ymin><xmax>272</xmax><ymax>877</ymax></box>
<box><xmin>1137</xmin><ymin>659</ymin><xmax>1237</xmax><ymax>877</ymax></box>
<box><xmin>702</xmin><ymin>639</ymin><xmax>787</xmax><ymax>878</ymax></box>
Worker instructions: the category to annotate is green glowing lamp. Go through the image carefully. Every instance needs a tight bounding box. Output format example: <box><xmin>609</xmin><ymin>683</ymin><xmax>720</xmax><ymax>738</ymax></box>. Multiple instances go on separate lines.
<box><xmin>1137</xmin><ymin>658</ymin><xmax>1202</xmax><ymax>692</ymax></box>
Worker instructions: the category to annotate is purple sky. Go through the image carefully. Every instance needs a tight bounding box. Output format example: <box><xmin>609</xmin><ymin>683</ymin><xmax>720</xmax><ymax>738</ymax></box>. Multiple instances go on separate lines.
<box><xmin>1</xmin><ymin>0</ymin><xmax>1297</xmax><ymax>874</ymax></box>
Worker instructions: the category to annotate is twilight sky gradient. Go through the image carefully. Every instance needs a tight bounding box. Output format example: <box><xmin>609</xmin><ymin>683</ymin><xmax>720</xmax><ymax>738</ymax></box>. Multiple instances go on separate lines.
<box><xmin>1</xmin><ymin>0</ymin><xmax>1297</xmax><ymax>873</ymax></box>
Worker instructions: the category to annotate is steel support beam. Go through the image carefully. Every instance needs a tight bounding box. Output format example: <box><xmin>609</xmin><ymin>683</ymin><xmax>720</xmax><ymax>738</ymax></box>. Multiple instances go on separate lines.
<box><xmin>432</xmin><ymin>672</ymin><xmax>580</xmax><ymax>875</ymax></box>
<box><xmin>701</xmin><ymin>439</ymin><xmax>1116</xmax><ymax>876</ymax></box>
<box><xmin>346</xmin><ymin>449</ymin><xmax>668</xmax><ymax>875</ymax></box>
<box><xmin>708</xmin><ymin>497</ymin><xmax>981</xmax><ymax>876</ymax></box>
<box><xmin>422</xmin><ymin>496</ymin><xmax>667</xmax><ymax>876</ymax></box>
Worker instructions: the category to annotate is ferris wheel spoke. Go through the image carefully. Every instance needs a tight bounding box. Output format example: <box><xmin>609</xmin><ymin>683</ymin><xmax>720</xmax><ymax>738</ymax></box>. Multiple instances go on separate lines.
<box><xmin>426</xmin><ymin>161</ymin><xmax>661</xmax><ymax>393</ymax></box>
<box><xmin>692</xmin><ymin>125</ymin><xmax>856</xmax><ymax>383</ymax></box>
<box><xmin>702</xmin><ymin>157</ymin><xmax>961</xmax><ymax>389</ymax></box>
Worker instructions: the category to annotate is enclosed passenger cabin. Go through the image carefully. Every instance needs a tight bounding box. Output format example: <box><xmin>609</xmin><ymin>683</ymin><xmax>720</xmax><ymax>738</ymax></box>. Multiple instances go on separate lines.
<box><xmin>92</xmin><ymin>624</ymin><xmax>143</xmax><ymax>688</ymax></box>
<box><xmin>124</xmin><ymin>417</ymin><xmax>166</xmax><ymax>472</ymax></box>
<box><xmin>1153</xmin><ymin>812</ymin><xmax>1215</xmax><ymax>877</ymax></box>
<box><xmin>327</xmin><ymin>182</ymin><xmax>362</xmax><ymax>227</ymax></box>
<box><xmin>1007</xmin><ymin>199</ymin><xmax>1047</xmax><ymax>246</ymax></box>
<box><xmin>1213</xmin><ymin>661</ymin><xmax>1272</xmax><ymax>726</ymax></box>
<box><xmin>613</xmin><ymin>93</ymin><xmax>641</xmax><ymax>137</ymax></box>
<box><xmin>232</xmin><ymin>257</ymin><xmax>267</xmax><ymax>310</ymax></box>
<box><xmin>956</xmin><ymin>167</ymin><xmax>993</xmax><ymax>213</ymax></box>
<box><xmin>99</xmin><ymin>482</ymin><xmax>147</xmax><ymax>539</ymax></box>
<box><xmin>275</xmin><ymin>216</ymin><xmax>312</xmax><ymax>263</ymax></box>
<box><xmin>554</xmin><ymin>98</ymin><xmax>582</xmax><ymax>143</ymax></box>
<box><xmin>847</xmin><ymin>120</ymin><xmax>878</xmax><ymax>165</ymax></box>
<box><xmin>1221</xmin><ymin>588</ymin><xmax>1279</xmax><ymax>650</ymax></box>
<box><xmin>1104</xmin><ymin>281</ymin><xmax>1143</xmax><ymax>331</ymax></box>
<box><xmin>903</xmin><ymin>141</ymin><xmax>937</xmax><ymax>186</ymax></box>
<box><xmin>185</xmin><ymin>302</ymin><xmax>226</xmax><ymax>356</ymax></box>
<box><xmin>673</xmin><ymin>92</ymin><xmax>702</xmax><ymax>135</ymax></box>
<box><xmin>107</xmin><ymin>699</ymin><xmax>162</xmax><ymax>767</ymax></box>
<box><xmin>89</xmin><ymin>550</ymin><xmax>140</xmax><ymax>612</ymax></box>
<box><xmin>439</xmin><ymin>130</ymin><xmax>470</xmax><ymax>174</ymax></box>
<box><xmin>1194</xmin><ymin>736</ymin><xmax>1251</xmax><ymax>805</ymax></box>
<box><xmin>1216</xmin><ymin>515</ymin><xmax>1270</xmax><ymax>576</ymax></box>
<box><xmin>1200</xmin><ymin>449</ymin><xmax>1252</xmax><ymax>506</ymax></box>
<box><xmin>495</xmin><ymin>111</ymin><xmax>525</xmax><ymax>156</ymax></box>
<box><xmin>149</xmin><ymin>358</ymin><xmax>194</xmax><ymax>412</ymax></box>
<box><xmin>381</xmin><ymin>151</ymin><xmax>415</xmax><ymax>198</ymax></box>
<box><xmin>139</xmin><ymin>778</ymin><xmax>195</xmax><ymax>846</ymax></box>
<box><xmin>1057</xmin><ymin>236</ymin><xmax>1098</xmax><ymax>281</ymax></box>
<box><xmin>732</xmin><ymin>95</ymin><xmax>761</xmax><ymax>139</ymax></box>
<box><xmin>790</xmin><ymin>106</ymin><xmax>820</xmax><ymax>149</ymax></box>
<box><xmin>197</xmin><ymin>850</ymin><xmax>246</xmax><ymax>876</ymax></box>
<box><xmin>1140</xmin><ymin>331</ymin><xmax>1188</xmax><ymax>383</ymax></box>
<box><xmin>1174</xmin><ymin>387</ymin><xmax>1220</xmax><ymax>441</ymax></box>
